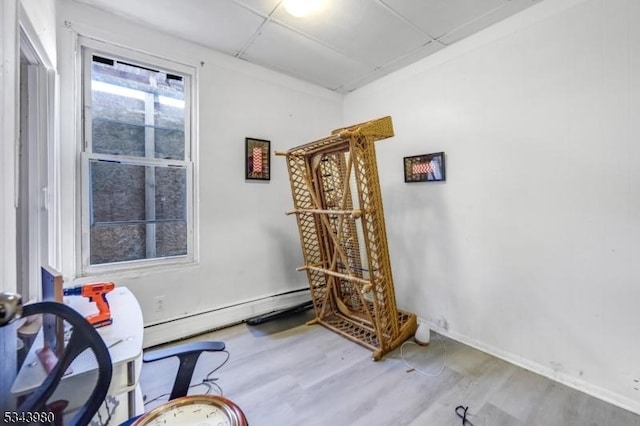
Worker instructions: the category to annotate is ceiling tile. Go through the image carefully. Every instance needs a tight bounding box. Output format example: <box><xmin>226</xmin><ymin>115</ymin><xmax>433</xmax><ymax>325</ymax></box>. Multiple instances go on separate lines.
<box><xmin>231</xmin><ymin>0</ymin><xmax>281</xmax><ymax>17</ymax></box>
<box><xmin>73</xmin><ymin>0</ymin><xmax>265</xmax><ymax>55</ymax></box>
<box><xmin>381</xmin><ymin>0</ymin><xmax>506</xmax><ymax>39</ymax></box>
<box><xmin>271</xmin><ymin>0</ymin><xmax>431</xmax><ymax>67</ymax></box>
<box><xmin>242</xmin><ymin>20</ymin><xmax>371</xmax><ymax>90</ymax></box>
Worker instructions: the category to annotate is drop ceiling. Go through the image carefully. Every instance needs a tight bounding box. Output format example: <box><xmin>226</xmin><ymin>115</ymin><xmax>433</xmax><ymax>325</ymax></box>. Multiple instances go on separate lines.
<box><xmin>72</xmin><ymin>0</ymin><xmax>539</xmax><ymax>93</ymax></box>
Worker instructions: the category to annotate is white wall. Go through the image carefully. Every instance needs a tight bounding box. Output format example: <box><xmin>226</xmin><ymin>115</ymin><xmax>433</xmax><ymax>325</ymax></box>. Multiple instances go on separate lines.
<box><xmin>345</xmin><ymin>0</ymin><xmax>640</xmax><ymax>414</ymax></box>
<box><xmin>56</xmin><ymin>0</ymin><xmax>343</xmax><ymax>345</ymax></box>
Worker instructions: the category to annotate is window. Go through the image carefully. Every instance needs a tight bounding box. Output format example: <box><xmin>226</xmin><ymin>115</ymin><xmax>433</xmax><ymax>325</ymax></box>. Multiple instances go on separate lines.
<box><xmin>81</xmin><ymin>40</ymin><xmax>195</xmax><ymax>273</ymax></box>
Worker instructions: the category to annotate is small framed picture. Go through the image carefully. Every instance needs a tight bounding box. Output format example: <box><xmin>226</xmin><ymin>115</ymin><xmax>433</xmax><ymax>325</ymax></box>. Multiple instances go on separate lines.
<box><xmin>245</xmin><ymin>138</ymin><xmax>271</xmax><ymax>181</ymax></box>
<box><xmin>404</xmin><ymin>152</ymin><xmax>446</xmax><ymax>182</ymax></box>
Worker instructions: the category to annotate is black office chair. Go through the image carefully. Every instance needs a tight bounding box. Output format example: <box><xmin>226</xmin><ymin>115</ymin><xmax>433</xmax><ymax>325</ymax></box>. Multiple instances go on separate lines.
<box><xmin>2</xmin><ymin>295</ymin><xmax>227</xmax><ymax>426</ymax></box>
<box><xmin>119</xmin><ymin>341</ymin><xmax>227</xmax><ymax>425</ymax></box>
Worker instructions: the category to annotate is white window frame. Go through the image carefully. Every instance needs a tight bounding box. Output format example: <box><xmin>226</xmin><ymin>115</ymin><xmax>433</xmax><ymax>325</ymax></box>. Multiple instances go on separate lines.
<box><xmin>79</xmin><ymin>37</ymin><xmax>198</xmax><ymax>275</ymax></box>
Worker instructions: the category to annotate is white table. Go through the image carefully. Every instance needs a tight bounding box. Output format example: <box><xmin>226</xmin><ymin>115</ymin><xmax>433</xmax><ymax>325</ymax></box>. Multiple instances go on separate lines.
<box><xmin>11</xmin><ymin>286</ymin><xmax>144</xmax><ymax>425</ymax></box>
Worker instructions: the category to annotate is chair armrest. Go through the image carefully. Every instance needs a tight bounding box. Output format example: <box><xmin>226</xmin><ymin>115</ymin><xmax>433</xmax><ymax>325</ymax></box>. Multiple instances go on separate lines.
<box><xmin>142</xmin><ymin>341</ymin><xmax>226</xmax><ymax>401</ymax></box>
<box><xmin>143</xmin><ymin>341</ymin><xmax>225</xmax><ymax>363</ymax></box>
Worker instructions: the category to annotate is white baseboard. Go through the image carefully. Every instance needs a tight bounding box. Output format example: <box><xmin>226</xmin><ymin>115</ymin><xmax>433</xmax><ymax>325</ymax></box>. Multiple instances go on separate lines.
<box><xmin>423</xmin><ymin>319</ymin><xmax>640</xmax><ymax>416</ymax></box>
<box><xmin>143</xmin><ymin>289</ymin><xmax>311</xmax><ymax>348</ymax></box>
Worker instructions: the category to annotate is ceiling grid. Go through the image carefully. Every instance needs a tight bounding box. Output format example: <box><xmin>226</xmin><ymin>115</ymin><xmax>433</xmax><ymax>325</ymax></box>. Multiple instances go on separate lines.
<box><xmin>73</xmin><ymin>0</ymin><xmax>539</xmax><ymax>93</ymax></box>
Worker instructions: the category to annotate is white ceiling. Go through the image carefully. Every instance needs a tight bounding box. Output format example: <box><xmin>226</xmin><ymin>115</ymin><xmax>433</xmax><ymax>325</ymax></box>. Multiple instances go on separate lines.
<box><xmin>72</xmin><ymin>0</ymin><xmax>540</xmax><ymax>93</ymax></box>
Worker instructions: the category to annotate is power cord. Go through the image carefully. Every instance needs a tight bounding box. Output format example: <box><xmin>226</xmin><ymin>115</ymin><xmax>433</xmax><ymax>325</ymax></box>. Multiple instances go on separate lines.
<box><xmin>455</xmin><ymin>405</ymin><xmax>474</xmax><ymax>426</ymax></box>
<box><xmin>401</xmin><ymin>335</ymin><xmax>473</xmax><ymax>425</ymax></box>
<box><xmin>93</xmin><ymin>395</ymin><xmax>118</xmax><ymax>426</ymax></box>
<box><xmin>400</xmin><ymin>333</ymin><xmax>447</xmax><ymax>376</ymax></box>
<box><xmin>144</xmin><ymin>350</ymin><xmax>230</xmax><ymax>406</ymax></box>
<box><xmin>197</xmin><ymin>349</ymin><xmax>230</xmax><ymax>396</ymax></box>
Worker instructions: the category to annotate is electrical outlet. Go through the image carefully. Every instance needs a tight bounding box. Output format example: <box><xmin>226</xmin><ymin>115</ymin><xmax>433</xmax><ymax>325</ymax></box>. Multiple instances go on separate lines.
<box><xmin>634</xmin><ymin>378</ymin><xmax>639</xmax><ymax>391</ymax></box>
<box><xmin>154</xmin><ymin>295</ymin><xmax>166</xmax><ymax>312</ymax></box>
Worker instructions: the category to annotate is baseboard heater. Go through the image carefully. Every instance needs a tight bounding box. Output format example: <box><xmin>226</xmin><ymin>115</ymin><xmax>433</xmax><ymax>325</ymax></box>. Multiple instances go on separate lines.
<box><xmin>143</xmin><ymin>288</ymin><xmax>311</xmax><ymax>348</ymax></box>
<box><xmin>246</xmin><ymin>300</ymin><xmax>313</xmax><ymax>325</ymax></box>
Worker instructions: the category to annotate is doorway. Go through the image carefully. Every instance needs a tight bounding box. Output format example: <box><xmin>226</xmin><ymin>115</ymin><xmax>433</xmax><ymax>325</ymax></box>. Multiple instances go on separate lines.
<box><xmin>16</xmin><ymin>29</ymin><xmax>53</xmax><ymax>303</ymax></box>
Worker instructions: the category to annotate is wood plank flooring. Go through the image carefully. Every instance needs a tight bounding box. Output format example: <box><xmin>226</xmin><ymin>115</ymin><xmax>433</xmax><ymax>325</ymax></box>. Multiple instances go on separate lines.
<box><xmin>139</xmin><ymin>311</ymin><xmax>640</xmax><ymax>426</ymax></box>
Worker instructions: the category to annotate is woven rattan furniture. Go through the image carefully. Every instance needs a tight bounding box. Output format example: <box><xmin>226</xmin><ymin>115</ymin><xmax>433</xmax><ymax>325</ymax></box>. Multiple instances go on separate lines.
<box><xmin>278</xmin><ymin>116</ymin><xmax>417</xmax><ymax>360</ymax></box>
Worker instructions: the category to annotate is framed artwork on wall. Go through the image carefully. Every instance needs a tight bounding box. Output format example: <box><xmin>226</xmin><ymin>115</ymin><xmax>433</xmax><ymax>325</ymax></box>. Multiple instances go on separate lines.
<box><xmin>404</xmin><ymin>152</ymin><xmax>446</xmax><ymax>183</ymax></box>
<box><xmin>245</xmin><ymin>138</ymin><xmax>271</xmax><ymax>181</ymax></box>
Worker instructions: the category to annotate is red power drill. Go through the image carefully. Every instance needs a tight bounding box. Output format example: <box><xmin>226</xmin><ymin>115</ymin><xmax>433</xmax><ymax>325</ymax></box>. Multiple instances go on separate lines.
<box><xmin>63</xmin><ymin>282</ymin><xmax>115</xmax><ymax>327</ymax></box>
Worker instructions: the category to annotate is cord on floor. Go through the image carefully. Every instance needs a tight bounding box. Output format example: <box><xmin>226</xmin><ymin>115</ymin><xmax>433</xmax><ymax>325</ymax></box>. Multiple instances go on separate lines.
<box><xmin>455</xmin><ymin>405</ymin><xmax>474</xmax><ymax>426</ymax></box>
<box><xmin>400</xmin><ymin>332</ymin><xmax>447</xmax><ymax>376</ymax></box>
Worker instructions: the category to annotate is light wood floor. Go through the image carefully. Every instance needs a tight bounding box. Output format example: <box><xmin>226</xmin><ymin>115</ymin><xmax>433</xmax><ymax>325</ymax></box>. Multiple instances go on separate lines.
<box><xmin>139</xmin><ymin>311</ymin><xmax>640</xmax><ymax>426</ymax></box>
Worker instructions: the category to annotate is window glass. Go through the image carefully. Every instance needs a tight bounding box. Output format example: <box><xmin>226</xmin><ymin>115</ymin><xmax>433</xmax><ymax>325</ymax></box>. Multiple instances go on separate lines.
<box><xmin>90</xmin><ymin>57</ymin><xmax>185</xmax><ymax>160</ymax></box>
<box><xmin>83</xmin><ymin>47</ymin><xmax>193</xmax><ymax>270</ymax></box>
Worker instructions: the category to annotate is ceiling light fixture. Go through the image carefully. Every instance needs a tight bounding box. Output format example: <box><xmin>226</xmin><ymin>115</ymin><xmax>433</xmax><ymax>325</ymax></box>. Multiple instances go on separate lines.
<box><xmin>283</xmin><ymin>0</ymin><xmax>322</xmax><ymax>17</ymax></box>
